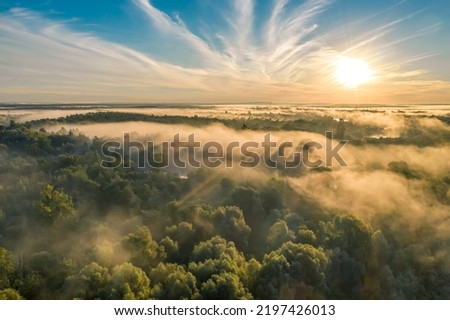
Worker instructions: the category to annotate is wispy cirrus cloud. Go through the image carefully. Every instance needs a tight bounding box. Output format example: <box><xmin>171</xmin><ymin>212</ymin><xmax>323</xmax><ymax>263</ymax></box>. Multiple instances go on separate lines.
<box><xmin>0</xmin><ymin>8</ymin><xmax>217</xmax><ymax>102</ymax></box>
<box><xmin>132</xmin><ymin>0</ymin><xmax>228</xmax><ymax>70</ymax></box>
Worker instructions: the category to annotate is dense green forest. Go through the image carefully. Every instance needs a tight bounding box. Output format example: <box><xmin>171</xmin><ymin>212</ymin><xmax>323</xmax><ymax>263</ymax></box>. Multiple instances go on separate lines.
<box><xmin>0</xmin><ymin>113</ymin><xmax>449</xmax><ymax>299</ymax></box>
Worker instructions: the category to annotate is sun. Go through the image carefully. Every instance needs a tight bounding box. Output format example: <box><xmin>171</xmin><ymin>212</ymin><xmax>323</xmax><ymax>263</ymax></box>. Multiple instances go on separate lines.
<box><xmin>335</xmin><ymin>56</ymin><xmax>373</xmax><ymax>88</ymax></box>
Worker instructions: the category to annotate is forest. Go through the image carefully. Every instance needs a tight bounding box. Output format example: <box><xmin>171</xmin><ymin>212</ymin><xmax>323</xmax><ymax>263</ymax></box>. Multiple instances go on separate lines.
<box><xmin>0</xmin><ymin>107</ymin><xmax>449</xmax><ymax>299</ymax></box>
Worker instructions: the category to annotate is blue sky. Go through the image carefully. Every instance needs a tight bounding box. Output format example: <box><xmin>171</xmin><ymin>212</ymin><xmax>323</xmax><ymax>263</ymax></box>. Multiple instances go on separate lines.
<box><xmin>0</xmin><ymin>0</ymin><xmax>449</xmax><ymax>103</ymax></box>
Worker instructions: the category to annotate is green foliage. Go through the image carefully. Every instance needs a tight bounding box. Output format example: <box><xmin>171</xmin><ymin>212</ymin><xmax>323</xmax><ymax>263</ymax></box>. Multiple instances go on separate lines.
<box><xmin>319</xmin><ymin>215</ymin><xmax>374</xmax><ymax>262</ymax></box>
<box><xmin>0</xmin><ymin>288</ymin><xmax>22</xmax><ymax>300</ymax></box>
<box><xmin>159</xmin><ymin>236</ymin><xmax>180</xmax><ymax>263</ymax></box>
<box><xmin>200</xmin><ymin>272</ymin><xmax>252</xmax><ymax>299</ymax></box>
<box><xmin>388</xmin><ymin>161</ymin><xmax>421</xmax><ymax>179</ymax></box>
<box><xmin>197</xmin><ymin>206</ymin><xmax>251</xmax><ymax>249</ymax></box>
<box><xmin>0</xmin><ymin>247</ymin><xmax>16</xmax><ymax>289</ymax></box>
<box><xmin>318</xmin><ymin>215</ymin><xmax>376</xmax><ymax>298</ymax></box>
<box><xmin>62</xmin><ymin>262</ymin><xmax>110</xmax><ymax>299</ymax></box>
<box><xmin>189</xmin><ymin>237</ymin><xmax>254</xmax><ymax>292</ymax></box>
<box><xmin>297</xmin><ymin>227</ymin><xmax>317</xmax><ymax>245</ymax></box>
<box><xmin>107</xmin><ymin>262</ymin><xmax>151</xmax><ymax>300</ymax></box>
<box><xmin>14</xmin><ymin>271</ymin><xmax>45</xmax><ymax>299</ymax></box>
<box><xmin>267</xmin><ymin>220</ymin><xmax>295</xmax><ymax>249</ymax></box>
<box><xmin>150</xmin><ymin>263</ymin><xmax>198</xmax><ymax>299</ymax></box>
<box><xmin>122</xmin><ymin>226</ymin><xmax>164</xmax><ymax>269</ymax></box>
<box><xmin>34</xmin><ymin>184</ymin><xmax>74</xmax><ymax>222</ymax></box>
<box><xmin>256</xmin><ymin>242</ymin><xmax>328</xmax><ymax>299</ymax></box>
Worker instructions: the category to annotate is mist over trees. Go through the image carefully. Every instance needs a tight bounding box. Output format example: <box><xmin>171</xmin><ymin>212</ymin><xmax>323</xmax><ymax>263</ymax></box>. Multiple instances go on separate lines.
<box><xmin>0</xmin><ymin>110</ymin><xmax>449</xmax><ymax>300</ymax></box>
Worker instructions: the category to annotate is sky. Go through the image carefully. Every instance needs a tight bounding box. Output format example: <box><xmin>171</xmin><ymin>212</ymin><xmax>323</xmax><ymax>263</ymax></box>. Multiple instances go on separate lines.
<box><xmin>0</xmin><ymin>0</ymin><xmax>449</xmax><ymax>104</ymax></box>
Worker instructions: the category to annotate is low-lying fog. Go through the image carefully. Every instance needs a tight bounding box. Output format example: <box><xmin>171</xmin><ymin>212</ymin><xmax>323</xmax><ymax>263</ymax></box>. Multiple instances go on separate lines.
<box><xmin>3</xmin><ymin>106</ymin><xmax>449</xmax><ymax>245</ymax></box>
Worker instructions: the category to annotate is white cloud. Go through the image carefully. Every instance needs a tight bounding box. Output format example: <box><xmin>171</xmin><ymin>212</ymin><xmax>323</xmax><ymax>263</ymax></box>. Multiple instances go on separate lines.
<box><xmin>0</xmin><ymin>8</ymin><xmax>218</xmax><ymax>102</ymax></box>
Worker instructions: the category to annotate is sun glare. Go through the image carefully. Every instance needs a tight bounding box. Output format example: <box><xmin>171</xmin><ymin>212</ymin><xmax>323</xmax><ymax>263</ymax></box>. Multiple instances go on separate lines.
<box><xmin>335</xmin><ymin>56</ymin><xmax>373</xmax><ymax>88</ymax></box>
